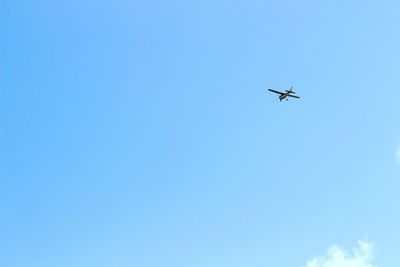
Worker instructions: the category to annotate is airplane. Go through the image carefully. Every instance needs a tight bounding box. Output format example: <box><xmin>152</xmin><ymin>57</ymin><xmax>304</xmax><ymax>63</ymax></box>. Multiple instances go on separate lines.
<box><xmin>268</xmin><ymin>86</ymin><xmax>300</xmax><ymax>102</ymax></box>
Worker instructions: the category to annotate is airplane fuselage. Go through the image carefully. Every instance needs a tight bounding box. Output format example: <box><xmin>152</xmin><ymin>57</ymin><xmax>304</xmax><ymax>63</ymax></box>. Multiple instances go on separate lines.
<box><xmin>279</xmin><ymin>93</ymin><xmax>290</xmax><ymax>101</ymax></box>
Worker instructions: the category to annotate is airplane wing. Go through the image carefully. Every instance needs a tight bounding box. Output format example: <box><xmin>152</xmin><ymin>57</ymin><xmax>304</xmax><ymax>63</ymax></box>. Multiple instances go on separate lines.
<box><xmin>287</xmin><ymin>94</ymin><xmax>300</xmax><ymax>99</ymax></box>
<box><xmin>268</xmin><ymin>89</ymin><xmax>284</xmax><ymax>95</ymax></box>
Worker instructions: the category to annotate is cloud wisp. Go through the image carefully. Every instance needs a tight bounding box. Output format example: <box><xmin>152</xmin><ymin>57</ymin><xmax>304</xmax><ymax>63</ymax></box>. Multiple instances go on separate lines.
<box><xmin>396</xmin><ymin>147</ymin><xmax>400</xmax><ymax>164</ymax></box>
<box><xmin>302</xmin><ymin>240</ymin><xmax>377</xmax><ymax>267</ymax></box>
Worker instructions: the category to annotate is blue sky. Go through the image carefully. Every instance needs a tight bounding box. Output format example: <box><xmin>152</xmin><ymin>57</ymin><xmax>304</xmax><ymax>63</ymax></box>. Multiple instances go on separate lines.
<box><xmin>2</xmin><ymin>1</ymin><xmax>400</xmax><ymax>267</ymax></box>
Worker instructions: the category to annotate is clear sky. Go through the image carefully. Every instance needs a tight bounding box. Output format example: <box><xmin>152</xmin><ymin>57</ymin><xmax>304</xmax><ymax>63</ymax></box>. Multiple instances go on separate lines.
<box><xmin>2</xmin><ymin>1</ymin><xmax>400</xmax><ymax>267</ymax></box>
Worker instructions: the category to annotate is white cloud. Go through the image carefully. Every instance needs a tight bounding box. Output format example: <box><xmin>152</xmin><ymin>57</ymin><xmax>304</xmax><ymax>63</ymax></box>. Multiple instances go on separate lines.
<box><xmin>396</xmin><ymin>147</ymin><xmax>400</xmax><ymax>163</ymax></box>
<box><xmin>302</xmin><ymin>240</ymin><xmax>377</xmax><ymax>267</ymax></box>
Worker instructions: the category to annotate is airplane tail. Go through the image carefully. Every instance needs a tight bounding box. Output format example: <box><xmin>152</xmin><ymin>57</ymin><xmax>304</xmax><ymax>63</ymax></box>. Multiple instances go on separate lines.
<box><xmin>286</xmin><ymin>86</ymin><xmax>295</xmax><ymax>94</ymax></box>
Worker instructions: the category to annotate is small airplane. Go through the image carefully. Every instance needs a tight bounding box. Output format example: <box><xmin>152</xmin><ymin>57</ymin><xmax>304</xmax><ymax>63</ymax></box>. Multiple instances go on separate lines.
<box><xmin>268</xmin><ymin>86</ymin><xmax>300</xmax><ymax>101</ymax></box>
